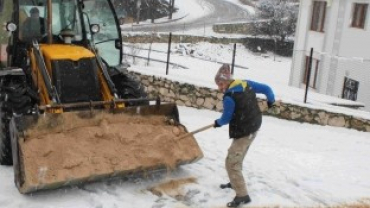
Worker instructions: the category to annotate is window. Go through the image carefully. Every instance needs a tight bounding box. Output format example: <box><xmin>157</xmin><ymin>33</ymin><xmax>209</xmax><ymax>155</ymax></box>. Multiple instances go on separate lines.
<box><xmin>303</xmin><ymin>56</ymin><xmax>319</xmax><ymax>88</ymax></box>
<box><xmin>310</xmin><ymin>1</ymin><xmax>327</xmax><ymax>32</ymax></box>
<box><xmin>342</xmin><ymin>77</ymin><xmax>359</xmax><ymax>101</ymax></box>
<box><xmin>351</xmin><ymin>3</ymin><xmax>368</xmax><ymax>29</ymax></box>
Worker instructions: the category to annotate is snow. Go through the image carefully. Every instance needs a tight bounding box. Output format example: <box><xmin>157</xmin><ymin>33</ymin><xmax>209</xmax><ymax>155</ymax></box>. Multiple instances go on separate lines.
<box><xmin>121</xmin><ymin>0</ymin><xmax>212</xmax><ymax>27</ymax></box>
<box><xmin>1</xmin><ymin>1</ymin><xmax>370</xmax><ymax>208</ymax></box>
<box><xmin>124</xmin><ymin>42</ymin><xmax>370</xmax><ymax>119</ymax></box>
<box><xmin>222</xmin><ymin>0</ymin><xmax>256</xmax><ymax>15</ymax></box>
<box><xmin>1</xmin><ymin>107</ymin><xmax>370</xmax><ymax>207</ymax></box>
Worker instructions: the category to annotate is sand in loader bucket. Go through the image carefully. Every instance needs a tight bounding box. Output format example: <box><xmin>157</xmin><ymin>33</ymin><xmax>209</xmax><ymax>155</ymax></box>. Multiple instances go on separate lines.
<box><xmin>15</xmin><ymin>109</ymin><xmax>203</xmax><ymax>193</ymax></box>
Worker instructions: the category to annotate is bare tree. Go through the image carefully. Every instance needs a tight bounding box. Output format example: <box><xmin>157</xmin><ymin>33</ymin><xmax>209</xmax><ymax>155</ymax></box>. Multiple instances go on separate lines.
<box><xmin>169</xmin><ymin>0</ymin><xmax>175</xmax><ymax>19</ymax></box>
<box><xmin>251</xmin><ymin>0</ymin><xmax>298</xmax><ymax>42</ymax></box>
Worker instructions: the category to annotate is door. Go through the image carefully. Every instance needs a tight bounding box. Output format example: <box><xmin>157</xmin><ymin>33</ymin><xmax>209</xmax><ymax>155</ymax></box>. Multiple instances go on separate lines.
<box><xmin>82</xmin><ymin>0</ymin><xmax>122</xmax><ymax>67</ymax></box>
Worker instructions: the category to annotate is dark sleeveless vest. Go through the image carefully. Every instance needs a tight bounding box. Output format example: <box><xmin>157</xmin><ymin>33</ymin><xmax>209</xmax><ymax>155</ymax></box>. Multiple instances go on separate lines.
<box><xmin>225</xmin><ymin>86</ymin><xmax>262</xmax><ymax>139</ymax></box>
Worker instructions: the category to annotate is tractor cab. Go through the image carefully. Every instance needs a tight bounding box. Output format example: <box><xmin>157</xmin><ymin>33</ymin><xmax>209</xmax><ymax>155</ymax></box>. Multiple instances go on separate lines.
<box><xmin>10</xmin><ymin>0</ymin><xmax>123</xmax><ymax>68</ymax></box>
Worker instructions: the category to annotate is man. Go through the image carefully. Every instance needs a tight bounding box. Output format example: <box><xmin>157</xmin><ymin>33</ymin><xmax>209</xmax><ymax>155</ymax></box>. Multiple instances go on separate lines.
<box><xmin>21</xmin><ymin>7</ymin><xmax>45</xmax><ymax>42</ymax></box>
<box><xmin>214</xmin><ymin>64</ymin><xmax>275</xmax><ymax>207</ymax></box>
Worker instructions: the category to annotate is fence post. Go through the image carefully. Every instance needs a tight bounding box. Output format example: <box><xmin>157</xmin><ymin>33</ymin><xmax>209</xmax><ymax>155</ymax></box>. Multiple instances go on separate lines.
<box><xmin>304</xmin><ymin>48</ymin><xmax>314</xmax><ymax>103</ymax></box>
<box><xmin>274</xmin><ymin>38</ymin><xmax>277</xmax><ymax>61</ymax></box>
<box><xmin>231</xmin><ymin>43</ymin><xmax>236</xmax><ymax>75</ymax></box>
<box><xmin>204</xmin><ymin>22</ymin><xmax>206</xmax><ymax>37</ymax></box>
<box><xmin>147</xmin><ymin>34</ymin><xmax>153</xmax><ymax>66</ymax></box>
<box><xmin>166</xmin><ymin>32</ymin><xmax>172</xmax><ymax>75</ymax></box>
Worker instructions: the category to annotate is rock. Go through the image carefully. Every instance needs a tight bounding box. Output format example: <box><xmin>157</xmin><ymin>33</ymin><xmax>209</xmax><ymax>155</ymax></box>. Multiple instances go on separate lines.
<box><xmin>328</xmin><ymin>116</ymin><xmax>346</xmax><ymax>127</ymax></box>
<box><xmin>216</xmin><ymin>101</ymin><xmax>223</xmax><ymax>111</ymax></box>
<box><xmin>203</xmin><ymin>97</ymin><xmax>216</xmax><ymax>109</ymax></box>
<box><xmin>196</xmin><ymin>98</ymin><xmax>205</xmax><ymax>106</ymax></box>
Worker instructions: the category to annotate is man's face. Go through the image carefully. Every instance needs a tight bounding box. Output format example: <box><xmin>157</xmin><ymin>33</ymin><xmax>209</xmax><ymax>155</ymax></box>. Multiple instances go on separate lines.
<box><xmin>31</xmin><ymin>12</ymin><xmax>39</xmax><ymax>19</ymax></box>
<box><xmin>216</xmin><ymin>80</ymin><xmax>229</xmax><ymax>93</ymax></box>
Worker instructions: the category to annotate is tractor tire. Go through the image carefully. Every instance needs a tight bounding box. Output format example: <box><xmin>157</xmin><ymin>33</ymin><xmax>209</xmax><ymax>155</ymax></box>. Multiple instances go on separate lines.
<box><xmin>0</xmin><ymin>77</ymin><xmax>38</xmax><ymax>165</ymax></box>
<box><xmin>110</xmin><ymin>72</ymin><xmax>149</xmax><ymax>106</ymax></box>
<box><xmin>0</xmin><ymin>102</ymin><xmax>12</xmax><ymax>166</ymax></box>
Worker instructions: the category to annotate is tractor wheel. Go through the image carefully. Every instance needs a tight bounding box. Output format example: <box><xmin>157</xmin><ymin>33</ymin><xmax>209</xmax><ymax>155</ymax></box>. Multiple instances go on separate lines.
<box><xmin>110</xmin><ymin>72</ymin><xmax>149</xmax><ymax>106</ymax></box>
<box><xmin>0</xmin><ymin>77</ymin><xmax>38</xmax><ymax>165</ymax></box>
<box><xmin>0</xmin><ymin>102</ymin><xmax>12</xmax><ymax>166</ymax></box>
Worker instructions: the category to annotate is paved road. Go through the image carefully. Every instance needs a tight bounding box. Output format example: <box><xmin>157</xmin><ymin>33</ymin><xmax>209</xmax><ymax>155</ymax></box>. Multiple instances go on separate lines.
<box><xmin>121</xmin><ymin>0</ymin><xmax>251</xmax><ymax>32</ymax></box>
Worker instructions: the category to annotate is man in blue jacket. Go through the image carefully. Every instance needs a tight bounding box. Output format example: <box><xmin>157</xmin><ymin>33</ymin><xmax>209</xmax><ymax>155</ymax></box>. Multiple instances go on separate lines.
<box><xmin>214</xmin><ymin>64</ymin><xmax>275</xmax><ymax>207</ymax></box>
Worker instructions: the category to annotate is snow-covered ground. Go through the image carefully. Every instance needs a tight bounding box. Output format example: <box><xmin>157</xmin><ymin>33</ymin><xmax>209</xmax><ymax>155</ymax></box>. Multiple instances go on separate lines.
<box><xmin>1</xmin><ymin>1</ymin><xmax>370</xmax><ymax>208</ymax></box>
<box><xmin>1</xmin><ymin>106</ymin><xmax>370</xmax><ymax>208</ymax></box>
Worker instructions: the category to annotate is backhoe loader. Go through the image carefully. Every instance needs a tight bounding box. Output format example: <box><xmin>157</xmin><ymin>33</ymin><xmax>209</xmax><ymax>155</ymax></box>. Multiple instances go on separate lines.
<box><xmin>0</xmin><ymin>0</ymin><xmax>203</xmax><ymax>194</ymax></box>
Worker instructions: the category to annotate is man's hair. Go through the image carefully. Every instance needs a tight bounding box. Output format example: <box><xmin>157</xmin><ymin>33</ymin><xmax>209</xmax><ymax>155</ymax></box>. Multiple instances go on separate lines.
<box><xmin>30</xmin><ymin>7</ymin><xmax>39</xmax><ymax>14</ymax></box>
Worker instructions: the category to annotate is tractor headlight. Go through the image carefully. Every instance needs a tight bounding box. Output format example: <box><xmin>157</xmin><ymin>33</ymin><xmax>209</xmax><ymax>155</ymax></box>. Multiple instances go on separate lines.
<box><xmin>6</xmin><ymin>22</ymin><xmax>17</xmax><ymax>32</ymax></box>
<box><xmin>90</xmin><ymin>24</ymin><xmax>100</xmax><ymax>34</ymax></box>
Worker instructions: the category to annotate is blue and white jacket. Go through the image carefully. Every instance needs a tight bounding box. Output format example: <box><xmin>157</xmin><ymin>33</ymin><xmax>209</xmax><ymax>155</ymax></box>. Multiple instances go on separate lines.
<box><xmin>216</xmin><ymin>79</ymin><xmax>275</xmax><ymax>127</ymax></box>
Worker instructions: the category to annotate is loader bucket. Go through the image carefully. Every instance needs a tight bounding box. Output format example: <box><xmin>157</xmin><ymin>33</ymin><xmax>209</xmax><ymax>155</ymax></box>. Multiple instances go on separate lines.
<box><xmin>9</xmin><ymin>103</ymin><xmax>203</xmax><ymax>194</ymax></box>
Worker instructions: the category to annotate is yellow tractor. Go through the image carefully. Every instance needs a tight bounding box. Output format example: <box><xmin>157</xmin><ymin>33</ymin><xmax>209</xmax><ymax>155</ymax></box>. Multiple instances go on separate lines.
<box><xmin>0</xmin><ymin>0</ymin><xmax>203</xmax><ymax>194</ymax></box>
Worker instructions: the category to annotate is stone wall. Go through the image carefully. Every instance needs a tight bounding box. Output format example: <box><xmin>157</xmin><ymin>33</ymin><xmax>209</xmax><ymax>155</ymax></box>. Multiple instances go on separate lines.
<box><xmin>212</xmin><ymin>23</ymin><xmax>253</xmax><ymax>34</ymax></box>
<box><xmin>132</xmin><ymin>72</ymin><xmax>370</xmax><ymax>133</ymax></box>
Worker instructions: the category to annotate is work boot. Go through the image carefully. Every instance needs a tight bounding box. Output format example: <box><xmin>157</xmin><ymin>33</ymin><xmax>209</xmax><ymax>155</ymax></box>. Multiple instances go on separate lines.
<box><xmin>220</xmin><ymin>182</ymin><xmax>232</xmax><ymax>189</ymax></box>
<box><xmin>226</xmin><ymin>195</ymin><xmax>251</xmax><ymax>207</ymax></box>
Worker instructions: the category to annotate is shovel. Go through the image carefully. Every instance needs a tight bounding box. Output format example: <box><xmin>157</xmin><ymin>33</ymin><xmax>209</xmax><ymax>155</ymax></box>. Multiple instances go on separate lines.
<box><xmin>176</xmin><ymin>124</ymin><xmax>214</xmax><ymax>140</ymax></box>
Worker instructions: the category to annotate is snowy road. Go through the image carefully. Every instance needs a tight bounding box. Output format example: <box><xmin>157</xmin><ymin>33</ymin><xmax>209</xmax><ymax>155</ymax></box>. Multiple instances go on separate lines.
<box><xmin>0</xmin><ymin>106</ymin><xmax>369</xmax><ymax>208</ymax></box>
<box><xmin>121</xmin><ymin>0</ymin><xmax>252</xmax><ymax>32</ymax></box>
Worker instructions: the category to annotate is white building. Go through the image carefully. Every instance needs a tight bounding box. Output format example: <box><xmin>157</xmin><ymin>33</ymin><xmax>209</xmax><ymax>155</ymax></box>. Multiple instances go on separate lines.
<box><xmin>290</xmin><ymin>0</ymin><xmax>370</xmax><ymax>111</ymax></box>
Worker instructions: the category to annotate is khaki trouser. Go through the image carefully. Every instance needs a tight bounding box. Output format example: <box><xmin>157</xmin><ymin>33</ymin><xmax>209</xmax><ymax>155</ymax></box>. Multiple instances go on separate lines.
<box><xmin>226</xmin><ymin>132</ymin><xmax>257</xmax><ymax>197</ymax></box>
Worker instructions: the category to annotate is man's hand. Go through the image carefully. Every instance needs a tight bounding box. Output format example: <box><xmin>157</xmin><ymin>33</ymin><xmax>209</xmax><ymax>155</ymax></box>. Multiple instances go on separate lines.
<box><xmin>214</xmin><ymin>120</ymin><xmax>221</xmax><ymax>128</ymax></box>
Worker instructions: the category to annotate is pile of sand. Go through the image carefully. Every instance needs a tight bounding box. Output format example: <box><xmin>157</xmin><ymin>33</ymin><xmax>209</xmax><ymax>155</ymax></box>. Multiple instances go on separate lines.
<box><xmin>148</xmin><ymin>177</ymin><xmax>197</xmax><ymax>198</ymax></box>
<box><xmin>17</xmin><ymin>112</ymin><xmax>203</xmax><ymax>192</ymax></box>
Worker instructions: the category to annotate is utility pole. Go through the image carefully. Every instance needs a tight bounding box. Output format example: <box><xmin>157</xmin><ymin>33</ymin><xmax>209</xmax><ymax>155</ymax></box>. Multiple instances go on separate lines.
<box><xmin>304</xmin><ymin>48</ymin><xmax>314</xmax><ymax>103</ymax></box>
<box><xmin>231</xmin><ymin>43</ymin><xmax>236</xmax><ymax>75</ymax></box>
<box><xmin>166</xmin><ymin>33</ymin><xmax>172</xmax><ymax>75</ymax></box>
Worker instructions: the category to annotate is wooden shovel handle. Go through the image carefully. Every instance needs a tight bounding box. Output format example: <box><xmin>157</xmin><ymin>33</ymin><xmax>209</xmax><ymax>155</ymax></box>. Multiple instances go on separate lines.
<box><xmin>177</xmin><ymin>124</ymin><xmax>214</xmax><ymax>140</ymax></box>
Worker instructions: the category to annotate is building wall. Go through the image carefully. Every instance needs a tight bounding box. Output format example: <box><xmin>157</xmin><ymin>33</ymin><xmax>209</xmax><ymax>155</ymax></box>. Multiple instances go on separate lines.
<box><xmin>334</xmin><ymin>0</ymin><xmax>370</xmax><ymax>111</ymax></box>
<box><xmin>291</xmin><ymin>0</ymin><xmax>370</xmax><ymax>111</ymax></box>
<box><xmin>339</xmin><ymin>0</ymin><xmax>370</xmax><ymax>58</ymax></box>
